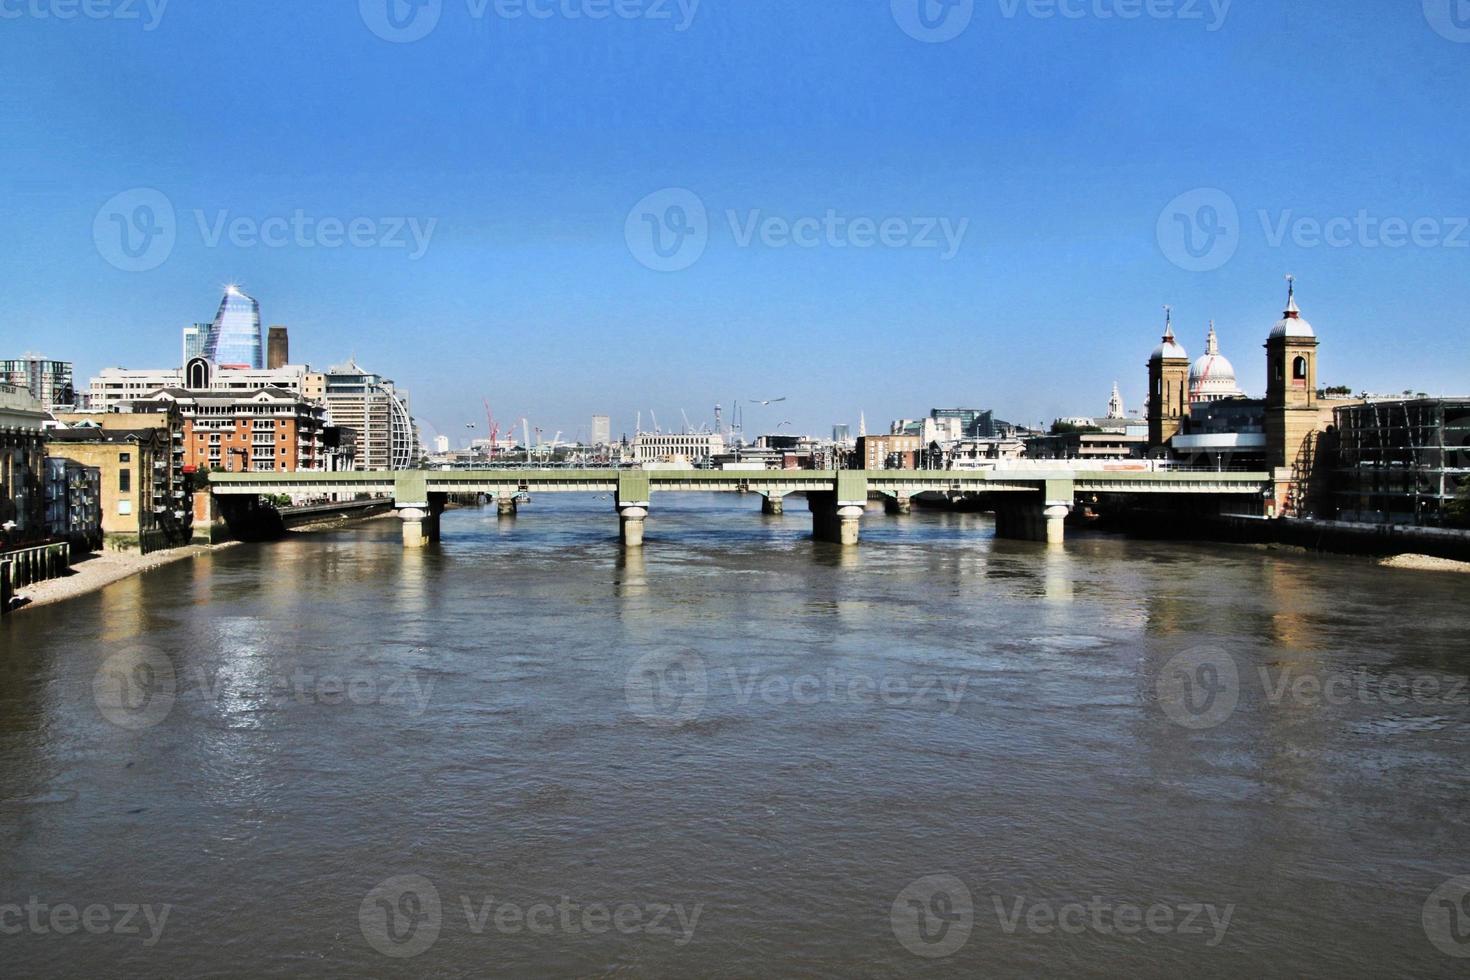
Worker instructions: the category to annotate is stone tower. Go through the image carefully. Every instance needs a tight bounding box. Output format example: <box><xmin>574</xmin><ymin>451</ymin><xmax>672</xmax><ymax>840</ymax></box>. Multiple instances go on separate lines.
<box><xmin>1264</xmin><ymin>277</ymin><xmax>1320</xmax><ymax>467</ymax></box>
<box><xmin>1264</xmin><ymin>277</ymin><xmax>1323</xmax><ymax>515</ymax></box>
<box><xmin>1147</xmin><ymin>307</ymin><xmax>1190</xmax><ymax>450</ymax></box>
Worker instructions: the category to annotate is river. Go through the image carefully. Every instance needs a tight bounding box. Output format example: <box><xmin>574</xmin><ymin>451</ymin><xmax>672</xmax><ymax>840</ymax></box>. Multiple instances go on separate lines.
<box><xmin>2</xmin><ymin>494</ymin><xmax>1468</xmax><ymax>977</ymax></box>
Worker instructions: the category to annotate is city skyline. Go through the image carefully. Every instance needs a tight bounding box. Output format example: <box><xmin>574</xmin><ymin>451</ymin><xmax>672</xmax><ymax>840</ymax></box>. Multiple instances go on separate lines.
<box><xmin>3</xmin><ymin>2</ymin><xmax>1469</xmax><ymax>438</ymax></box>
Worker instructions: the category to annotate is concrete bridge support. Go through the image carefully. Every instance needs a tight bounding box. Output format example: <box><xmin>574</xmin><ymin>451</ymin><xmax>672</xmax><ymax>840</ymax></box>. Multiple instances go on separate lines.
<box><xmin>496</xmin><ymin>492</ymin><xmax>518</xmax><ymax>518</ymax></box>
<box><xmin>395</xmin><ymin>474</ymin><xmax>444</xmax><ymax>548</ymax></box>
<box><xmin>808</xmin><ymin>493</ymin><xmax>863</xmax><ymax>545</ymax></box>
<box><xmin>761</xmin><ymin>494</ymin><xmax>786</xmax><ymax>516</ymax></box>
<box><xmin>993</xmin><ymin>481</ymin><xmax>1074</xmax><ymax>546</ymax></box>
<box><xmin>616</xmin><ymin>471</ymin><xmax>651</xmax><ymax>549</ymax></box>
<box><xmin>995</xmin><ymin>503</ymin><xmax>1072</xmax><ymax>544</ymax></box>
<box><xmin>883</xmin><ymin>494</ymin><xmax>912</xmax><ymax>516</ymax></box>
<box><xmin>618</xmin><ymin>505</ymin><xmax>649</xmax><ymax>547</ymax></box>
<box><xmin>808</xmin><ymin>473</ymin><xmax>869</xmax><ymax>545</ymax></box>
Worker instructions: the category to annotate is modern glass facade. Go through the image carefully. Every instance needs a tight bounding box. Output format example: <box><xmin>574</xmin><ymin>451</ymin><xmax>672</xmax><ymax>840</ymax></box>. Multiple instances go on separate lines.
<box><xmin>203</xmin><ymin>287</ymin><xmax>263</xmax><ymax>369</ymax></box>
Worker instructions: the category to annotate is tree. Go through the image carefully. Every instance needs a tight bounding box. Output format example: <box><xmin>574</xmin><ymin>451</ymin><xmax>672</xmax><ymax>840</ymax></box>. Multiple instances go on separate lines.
<box><xmin>1050</xmin><ymin>420</ymin><xmax>1101</xmax><ymax>435</ymax></box>
<box><xmin>1447</xmin><ymin>481</ymin><xmax>1470</xmax><ymax>529</ymax></box>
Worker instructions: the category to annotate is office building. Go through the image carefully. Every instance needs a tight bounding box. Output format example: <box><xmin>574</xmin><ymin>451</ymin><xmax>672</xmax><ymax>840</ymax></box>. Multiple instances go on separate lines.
<box><xmin>89</xmin><ymin>362</ymin><xmax>312</xmax><ymax>411</ymax></box>
<box><xmin>591</xmin><ymin>415</ymin><xmax>611</xmax><ymax>447</ymax></box>
<box><xmin>182</xmin><ymin>323</ymin><xmax>209</xmax><ymax>365</ymax></box>
<box><xmin>1</xmin><ymin>355</ymin><xmax>75</xmax><ymax>411</ymax></box>
<box><xmin>323</xmin><ymin>360</ymin><xmax>419</xmax><ymax>470</ymax></box>
<box><xmin>202</xmin><ymin>285</ymin><xmax>264</xmax><ymax>369</ymax></box>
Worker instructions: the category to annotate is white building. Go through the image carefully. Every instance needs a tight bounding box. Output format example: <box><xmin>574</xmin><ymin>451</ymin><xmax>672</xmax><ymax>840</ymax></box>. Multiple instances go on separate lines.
<box><xmin>89</xmin><ymin>363</ymin><xmax>312</xmax><ymax>412</ymax></box>
<box><xmin>633</xmin><ymin>432</ymin><xmax>726</xmax><ymax>465</ymax></box>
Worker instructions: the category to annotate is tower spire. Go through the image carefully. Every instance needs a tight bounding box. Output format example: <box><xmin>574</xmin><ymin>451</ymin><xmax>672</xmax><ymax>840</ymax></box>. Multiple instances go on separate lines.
<box><xmin>1284</xmin><ymin>274</ymin><xmax>1299</xmax><ymax>317</ymax></box>
<box><xmin>1206</xmin><ymin>320</ymin><xmax>1219</xmax><ymax>355</ymax></box>
<box><xmin>1162</xmin><ymin>304</ymin><xmax>1175</xmax><ymax>341</ymax></box>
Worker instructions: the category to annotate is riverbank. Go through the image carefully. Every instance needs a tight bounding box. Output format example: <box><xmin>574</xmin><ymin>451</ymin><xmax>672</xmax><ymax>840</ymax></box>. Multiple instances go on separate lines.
<box><xmin>11</xmin><ymin>544</ymin><xmax>235</xmax><ymax>613</ymax></box>
<box><xmin>1380</xmin><ymin>553</ymin><xmax>1470</xmax><ymax>574</ymax></box>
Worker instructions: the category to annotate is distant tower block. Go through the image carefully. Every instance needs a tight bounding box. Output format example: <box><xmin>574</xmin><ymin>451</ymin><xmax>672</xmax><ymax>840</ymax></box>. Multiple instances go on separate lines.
<box><xmin>1146</xmin><ymin>306</ymin><xmax>1190</xmax><ymax>450</ymax></box>
<box><xmin>267</xmin><ymin>326</ymin><xmax>290</xmax><ymax>370</ymax></box>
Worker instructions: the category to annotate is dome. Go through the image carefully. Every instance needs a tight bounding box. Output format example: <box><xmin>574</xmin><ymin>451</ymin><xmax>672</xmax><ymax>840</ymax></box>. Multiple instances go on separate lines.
<box><xmin>1189</xmin><ymin>322</ymin><xmax>1246</xmax><ymax>402</ymax></box>
<box><xmin>1268</xmin><ymin>280</ymin><xmax>1315</xmax><ymax>339</ymax></box>
<box><xmin>1149</xmin><ymin>307</ymin><xmax>1188</xmax><ymax>361</ymax></box>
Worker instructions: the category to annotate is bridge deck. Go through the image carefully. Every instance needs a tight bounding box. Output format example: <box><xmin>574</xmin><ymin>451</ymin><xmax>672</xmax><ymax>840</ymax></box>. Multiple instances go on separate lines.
<box><xmin>210</xmin><ymin>468</ymin><xmax>1271</xmax><ymax>500</ymax></box>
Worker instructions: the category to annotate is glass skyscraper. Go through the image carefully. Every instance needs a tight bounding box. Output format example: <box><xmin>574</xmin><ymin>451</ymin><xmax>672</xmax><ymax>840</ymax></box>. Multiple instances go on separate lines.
<box><xmin>203</xmin><ymin>286</ymin><xmax>263</xmax><ymax>369</ymax></box>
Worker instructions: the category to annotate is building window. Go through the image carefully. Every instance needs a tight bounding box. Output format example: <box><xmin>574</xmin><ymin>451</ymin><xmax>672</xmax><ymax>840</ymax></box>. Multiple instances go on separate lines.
<box><xmin>119</xmin><ymin>469</ymin><xmax>131</xmax><ymax>493</ymax></box>
<box><xmin>120</xmin><ymin>452</ymin><xmax>131</xmax><ymax>462</ymax></box>
<box><xmin>1293</xmin><ymin>356</ymin><xmax>1308</xmax><ymax>381</ymax></box>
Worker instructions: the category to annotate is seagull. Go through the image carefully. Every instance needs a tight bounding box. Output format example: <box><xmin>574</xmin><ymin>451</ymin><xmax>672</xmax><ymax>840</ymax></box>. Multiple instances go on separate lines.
<box><xmin>750</xmin><ymin>397</ymin><xmax>787</xmax><ymax>406</ymax></box>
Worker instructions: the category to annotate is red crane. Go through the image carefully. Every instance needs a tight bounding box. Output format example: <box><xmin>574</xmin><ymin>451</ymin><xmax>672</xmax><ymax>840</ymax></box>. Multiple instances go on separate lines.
<box><xmin>484</xmin><ymin>399</ymin><xmax>500</xmax><ymax>461</ymax></box>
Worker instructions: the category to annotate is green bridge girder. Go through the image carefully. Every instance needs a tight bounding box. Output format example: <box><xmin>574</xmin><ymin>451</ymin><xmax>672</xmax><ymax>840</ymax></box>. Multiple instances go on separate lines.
<box><xmin>208</xmin><ymin>468</ymin><xmax>1272</xmax><ymax>508</ymax></box>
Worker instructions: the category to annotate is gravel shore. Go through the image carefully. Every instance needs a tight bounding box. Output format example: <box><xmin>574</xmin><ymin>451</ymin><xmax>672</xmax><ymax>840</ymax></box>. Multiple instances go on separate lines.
<box><xmin>1379</xmin><ymin>553</ymin><xmax>1470</xmax><ymax>574</ymax></box>
<box><xmin>12</xmin><ymin>544</ymin><xmax>236</xmax><ymax>612</ymax></box>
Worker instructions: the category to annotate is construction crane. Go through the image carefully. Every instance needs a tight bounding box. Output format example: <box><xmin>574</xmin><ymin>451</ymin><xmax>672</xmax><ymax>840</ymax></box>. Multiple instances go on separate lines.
<box><xmin>483</xmin><ymin>399</ymin><xmax>499</xmax><ymax>461</ymax></box>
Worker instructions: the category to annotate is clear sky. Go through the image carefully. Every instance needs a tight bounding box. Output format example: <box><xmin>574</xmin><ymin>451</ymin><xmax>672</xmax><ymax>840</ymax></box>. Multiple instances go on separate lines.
<box><xmin>3</xmin><ymin>0</ymin><xmax>1468</xmax><ymax>444</ymax></box>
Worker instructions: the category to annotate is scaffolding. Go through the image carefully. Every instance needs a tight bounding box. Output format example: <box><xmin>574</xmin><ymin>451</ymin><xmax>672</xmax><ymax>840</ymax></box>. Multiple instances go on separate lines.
<box><xmin>1333</xmin><ymin>398</ymin><xmax>1470</xmax><ymax>525</ymax></box>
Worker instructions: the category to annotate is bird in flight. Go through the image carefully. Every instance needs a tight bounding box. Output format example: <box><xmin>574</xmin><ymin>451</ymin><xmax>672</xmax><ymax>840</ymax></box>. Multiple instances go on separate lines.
<box><xmin>750</xmin><ymin>397</ymin><xmax>788</xmax><ymax>406</ymax></box>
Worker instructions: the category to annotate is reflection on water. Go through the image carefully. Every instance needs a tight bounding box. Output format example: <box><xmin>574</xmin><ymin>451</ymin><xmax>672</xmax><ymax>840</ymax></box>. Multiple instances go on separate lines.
<box><xmin>1</xmin><ymin>494</ymin><xmax>1468</xmax><ymax>978</ymax></box>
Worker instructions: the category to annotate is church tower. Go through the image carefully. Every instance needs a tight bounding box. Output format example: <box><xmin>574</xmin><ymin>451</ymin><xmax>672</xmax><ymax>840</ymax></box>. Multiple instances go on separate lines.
<box><xmin>1264</xmin><ymin>276</ymin><xmax>1320</xmax><ymax>470</ymax></box>
<box><xmin>1147</xmin><ymin>306</ymin><xmax>1190</xmax><ymax>450</ymax></box>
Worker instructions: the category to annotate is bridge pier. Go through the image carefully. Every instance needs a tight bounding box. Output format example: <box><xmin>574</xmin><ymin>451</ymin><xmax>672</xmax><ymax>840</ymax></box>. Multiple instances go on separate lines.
<box><xmin>808</xmin><ymin>492</ymin><xmax>864</xmax><ymax>545</ymax></box>
<box><xmin>396</xmin><ymin>480</ymin><xmax>444</xmax><ymax>548</ymax></box>
<box><xmin>761</xmin><ymin>494</ymin><xmax>785</xmax><ymax>516</ymax></box>
<box><xmin>497</xmin><ymin>492</ymin><xmax>518</xmax><ymax>518</ymax></box>
<box><xmin>618</xmin><ymin>505</ymin><xmax>649</xmax><ymax>547</ymax></box>
<box><xmin>615</xmin><ymin>471</ymin><xmax>651</xmax><ymax>549</ymax></box>
<box><xmin>883</xmin><ymin>494</ymin><xmax>912</xmax><ymax>516</ymax></box>
<box><xmin>994</xmin><ymin>501</ymin><xmax>1072</xmax><ymax>545</ymax></box>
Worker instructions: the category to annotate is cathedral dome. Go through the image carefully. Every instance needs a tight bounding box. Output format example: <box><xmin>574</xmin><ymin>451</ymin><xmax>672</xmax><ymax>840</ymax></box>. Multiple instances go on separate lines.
<box><xmin>1189</xmin><ymin>322</ymin><xmax>1246</xmax><ymax>402</ymax></box>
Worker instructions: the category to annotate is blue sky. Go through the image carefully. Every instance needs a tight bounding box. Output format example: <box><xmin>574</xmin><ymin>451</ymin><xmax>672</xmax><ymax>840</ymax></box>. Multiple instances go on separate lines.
<box><xmin>3</xmin><ymin>0</ymin><xmax>1468</xmax><ymax>444</ymax></box>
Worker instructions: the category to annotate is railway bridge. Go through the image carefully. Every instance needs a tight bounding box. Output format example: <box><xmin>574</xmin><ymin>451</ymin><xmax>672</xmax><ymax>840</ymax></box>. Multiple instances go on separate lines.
<box><xmin>209</xmin><ymin>467</ymin><xmax>1271</xmax><ymax>548</ymax></box>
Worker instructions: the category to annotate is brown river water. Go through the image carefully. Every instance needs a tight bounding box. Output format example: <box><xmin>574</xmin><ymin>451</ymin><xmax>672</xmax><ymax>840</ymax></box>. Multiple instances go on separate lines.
<box><xmin>2</xmin><ymin>494</ymin><xmax>1468</xmax><ymax>977</ymax></box>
